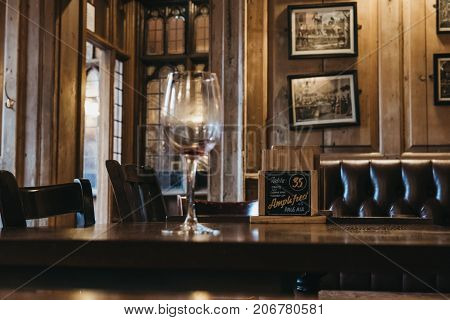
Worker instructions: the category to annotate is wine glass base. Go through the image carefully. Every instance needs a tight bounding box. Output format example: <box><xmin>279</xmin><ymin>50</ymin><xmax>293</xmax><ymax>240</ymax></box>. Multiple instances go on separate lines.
<box><xmin>161</xmin><ymin>222</ymin><xmax>220</xmax><ymax>236</ymax></box>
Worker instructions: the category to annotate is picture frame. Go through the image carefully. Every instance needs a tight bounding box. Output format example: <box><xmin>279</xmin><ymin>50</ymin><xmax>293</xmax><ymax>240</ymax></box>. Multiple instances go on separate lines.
<box><xmin>434</xmin><ymin>53</ymin><xmax>450</xmax><ymax>105</ymax></box>
<box><xmin>288</xmin><ymin>71</ymin><xmax>360</xmax><ymax>129</ymax></box>
<box><xmin>437</xmin><ymin>0</ymin><xmax>450</xmax><ymax>34</ymax></box>
<box><xmin>288</xmin><ymin>2</ymin><xmax>358</xmax><ymax>59</ymax></box>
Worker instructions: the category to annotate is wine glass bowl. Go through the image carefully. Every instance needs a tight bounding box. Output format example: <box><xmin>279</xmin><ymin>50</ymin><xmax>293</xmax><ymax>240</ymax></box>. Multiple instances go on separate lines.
<box><xmin>161</xmin><ymin>71</ymin><xmax>222</xmax><ymax>236</ymax></box>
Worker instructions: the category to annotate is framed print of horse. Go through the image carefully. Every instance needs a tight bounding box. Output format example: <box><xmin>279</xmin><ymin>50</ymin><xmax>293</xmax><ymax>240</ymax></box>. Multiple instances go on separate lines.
<box><xmin>437</xmin><ymin>0</ymin><xmax>450</xmax><ymax>34</ymax></box>
<box><xmin>288</xmin><ymin>3</ymin><xmax>358</xmax><ymax>59</ymax></box>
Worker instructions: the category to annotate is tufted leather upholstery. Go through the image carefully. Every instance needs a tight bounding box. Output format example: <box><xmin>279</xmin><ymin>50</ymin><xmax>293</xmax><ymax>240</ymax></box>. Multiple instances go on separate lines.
<box><xmin>322</xmin><ymin>160</ymin><xmax>450</xmax><ymax>225</ymax></box>
<box><xmin>318</xmin><ymin>159</ymin><xmax>450</xmax><ymax>292</ymax></box>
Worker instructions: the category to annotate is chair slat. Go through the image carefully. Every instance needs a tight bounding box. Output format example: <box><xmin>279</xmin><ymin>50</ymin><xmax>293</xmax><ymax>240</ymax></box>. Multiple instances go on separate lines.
<box><xmin>0</xmin><ymin>171</ymin><xmax>95</xmax><ymax>228</ymax></box>
<box><xmin>20</xmin><ymin>183</ymin><xmax>82</xmax><ymax>220</ymax></box>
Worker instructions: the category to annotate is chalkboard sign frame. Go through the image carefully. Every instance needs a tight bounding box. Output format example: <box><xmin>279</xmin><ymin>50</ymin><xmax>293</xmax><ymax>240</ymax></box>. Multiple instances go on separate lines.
<box><xmin>258</xmin><ymin>170</ymin><xmax>318</xmax><ymax>216</ymax></box>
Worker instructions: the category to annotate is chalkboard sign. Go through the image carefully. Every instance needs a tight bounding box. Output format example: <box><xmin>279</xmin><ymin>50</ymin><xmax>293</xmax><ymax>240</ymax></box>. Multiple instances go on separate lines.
<box><xmin>261</xmin><ymin>171</ymin><xmax>315</xmax><ymax>216</ymax></box>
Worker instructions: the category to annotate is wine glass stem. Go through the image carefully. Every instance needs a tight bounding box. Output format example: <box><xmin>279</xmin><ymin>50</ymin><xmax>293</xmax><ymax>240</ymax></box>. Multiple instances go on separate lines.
<box><xmin>184</xmin><ymin>155</ymin><xmax>198</xmax><ymax>226</ymax></box>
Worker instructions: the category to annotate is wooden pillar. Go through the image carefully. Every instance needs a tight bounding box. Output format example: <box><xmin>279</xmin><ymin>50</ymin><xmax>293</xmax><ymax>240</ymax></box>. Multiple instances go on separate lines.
<box><xmin>246</xmin><ymin>0</ymin><xmax>267</xmax><ymax>173</ymax></box>
<box><xmin>54</xmin><ymin>0</ymin><xmax>84</xmax><ymax>184</ymax></box>
<box><xmin>51</xmin><ymin>0</ymin><xmax>85</xmax><ymax>226</ymax></box>
<box><xmin>403</xmin><ymin>0</ymin><xmax>427</xmax><ymax>152</ymax></box>
<box><xmin>379</xmin><ymin>0</ymin><xmax>404</xmax><ymax>155</ymax></box>
<box><xmin>209</xmin><ymin>0</ymin><xmax>246</xmax><ymax>201</ymax></box>
<box><xmin>122</xmin><ymin>0</ymin><xmax>139</xmax><ymax>165</ymax></box>
<box><xmin>1</xmin><ymin>0</ymin><xmax>24</xmax><ymax>175</ymax></box>
<box><xmin>22</xmin><ymin>0</ymin><xmax>47</xmax><ymax>187</ymax></box>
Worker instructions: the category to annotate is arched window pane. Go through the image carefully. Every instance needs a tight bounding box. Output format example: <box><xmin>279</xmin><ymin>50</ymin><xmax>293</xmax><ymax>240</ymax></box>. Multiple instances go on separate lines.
<box><xmin>194</xmin><ymin>9</ymin><xmax>209</xmax><ymax>53</ymax></box>
<box><xmin>146</xmin><ymin>15</ymin><xmax>164</xmax><ymax>55</ymax></box>
<box><xmin>167</xmin><ymin>14</ymin><xmax>185</xmax><ymax>54</ymax></box>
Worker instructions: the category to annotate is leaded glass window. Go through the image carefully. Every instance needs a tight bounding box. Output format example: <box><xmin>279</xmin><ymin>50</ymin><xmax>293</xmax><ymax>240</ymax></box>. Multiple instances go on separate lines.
<box><xmin>146</xmin><ymin>11</ymin><xmax>164</xmax><ymax>55</ymax></box>
<box><xmin>166</xmin><ymin>8</ymin><xmax>185</xmax><ymax>54</ymax></box>
<box><xmin>194</xmin><ymin>6</ymin><xmax>209</xmax><ymax>53</ymax></box>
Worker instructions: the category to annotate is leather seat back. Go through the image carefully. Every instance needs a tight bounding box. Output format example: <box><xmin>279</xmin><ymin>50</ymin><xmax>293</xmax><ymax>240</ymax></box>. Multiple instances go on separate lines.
<box><xmin>322</xmin><ymin>159</ymin><xmax>450</xmax><ymax>224</ymax></box>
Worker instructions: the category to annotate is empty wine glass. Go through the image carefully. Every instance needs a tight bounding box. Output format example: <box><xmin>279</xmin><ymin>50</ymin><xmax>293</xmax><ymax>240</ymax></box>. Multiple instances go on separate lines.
<box><xmin>161</xmin><ymin>71</ymin><xmax>222</xmax><ymax>235</ymax></box>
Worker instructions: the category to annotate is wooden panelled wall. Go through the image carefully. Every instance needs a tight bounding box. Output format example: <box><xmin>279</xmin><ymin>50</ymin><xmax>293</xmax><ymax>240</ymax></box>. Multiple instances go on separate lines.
<box><xmin>246</xmin><ymin>0</ymin><xmax>450</xmax><ymax>177</ymax></box>
<box><xmin>3</xmin><ymin>0</ymin><xmax>139</xmax><ymax>225</ymax></box>
<box><xmin>15</xmin><ymin>0</ymin><xmax>85</xmax><ymax>226</ymax></box>
<box><xmin>210</xmin><ymin>0</ymin><xmax>246</xmax><ymax>201</ymax></box>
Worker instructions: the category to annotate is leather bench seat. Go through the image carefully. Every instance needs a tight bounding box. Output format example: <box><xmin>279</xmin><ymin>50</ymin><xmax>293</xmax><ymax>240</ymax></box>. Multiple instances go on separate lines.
<box><xmin>319</xmin><ymin>159</ymin><xmax>450</xmax><ymax>292</ymax></box>
<box><xmin>322</xmin><ymin>160</ymin><xmax>450</xmax><ymax>225</ymax></box>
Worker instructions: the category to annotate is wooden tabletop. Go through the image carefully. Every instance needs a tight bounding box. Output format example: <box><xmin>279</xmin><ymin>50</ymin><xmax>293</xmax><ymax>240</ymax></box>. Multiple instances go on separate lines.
<box><xmin>0</xmin><ymin>222</ymin><xmax>449</xmax><ymax>274</ymax></box>
<box><xmin>0</xmin><ymin>288</ymin><xmax>303</xmax><ymax>300</ymax></box>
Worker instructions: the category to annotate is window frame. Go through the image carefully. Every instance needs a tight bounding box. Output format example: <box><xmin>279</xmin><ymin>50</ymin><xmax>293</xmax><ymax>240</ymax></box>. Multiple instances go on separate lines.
<box><xmin>193</xmin><ymin>5</ymin><xmax>209</xmax><ymax>53</ymax></box>
<box><xmin>81</xmin><ymin>0</ymin><xmax>132</xmax><ymax>224</ymax></box>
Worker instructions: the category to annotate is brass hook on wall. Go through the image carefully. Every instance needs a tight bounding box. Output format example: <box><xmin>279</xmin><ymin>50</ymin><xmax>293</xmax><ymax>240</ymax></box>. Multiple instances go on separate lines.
<box><xmin>4</xmin><ymin>81</ymin><xmax>15</xmax><ymax>110</ymax></box>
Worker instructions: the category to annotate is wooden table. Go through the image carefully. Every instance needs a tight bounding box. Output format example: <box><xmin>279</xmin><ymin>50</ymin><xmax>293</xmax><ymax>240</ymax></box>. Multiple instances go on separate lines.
<box><xmin>0</xmin><ymin>222</ymin><xmax>449</xmax><ymax>297</ymax></box>
<box><xmin>1</xmin><ymin>222</ymin><xmax>450</xmax><ymax>272</ymax></box>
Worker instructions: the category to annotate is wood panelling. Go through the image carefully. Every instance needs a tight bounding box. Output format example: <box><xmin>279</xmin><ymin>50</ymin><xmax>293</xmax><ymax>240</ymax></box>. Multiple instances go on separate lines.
<box><xmin>53</xmin><ymin>0</ymin><xmax>85</xmax><ymax>226</ymax></box>
<box><xmin>210</xmin><ymin>0</ymin><xmax>246</xmax><ymax>201</ymax></box>
<box><xmin>1</xmin><ymin>0</ymin><xmax>23</xmax><ymax>174</ymax></box>
<box><xmin>268</xmin><ymin>0</ymin><xmax>323</xmax><ymax>149</ymax></box>
<box><xmin>23</xmin><ymin>0</ymin><xmax>45</xmax><ymax>187</ymax></box>
<box><xmin>255</xmin><ymin>0</ymin><xmax>450</xmax><ymax>161</ymax></box>
<box><xmin>208</xmin><ymin>0</ymin><xmax>225</xmax><ymax>201</ymax></box>
<box><xmin>121</xmin><ymin>0</ymin><xmax>139</xmax><ymax>165</ymax></box>
<box><xmin>403</xmin><ymin>0</ymin><xmax>428</xmax><ymax>151</ymax></box>
<box><xmin>402</xmin><ymin>0</ymin><xmax>450</xmax><ymax>151</ymax></box>
<box><xmin>0</xmin><ymin>1</ymin><xmax>5</xmax><ymax>127</ymax></box>
<box><xmin>379</xmin><ymin>0</ymin><xmax>403</xmax><ymax>155</ymax></box>
<box><xmin>324</xmin><ymin>0</ymin><xmax>378</xmax><ymax>151</ymax></box>
<box><xmin>56</xmin><ymin>0</ymin><xmax>83</xmax><ymax>184</ymax></box>
<box><xmin>267</xmin><ymin>0</ymin><xmax>379</xmax><ymax>152</ymax></box>
<box><xmin>39</xmin><ymin>0</ymin><xmax>58</xmax><ymax>186</ymax></box>
<box><xmin>3</xmin><ymin>0</ymin><xmax>138</xmax><ymax>225</ymax></box>
<box><xmin>424</xmin><ymin>0</ymin><xmax>450</xmax><ymax>148</ymax></box>
<box><xmin>245</xmin><ymin>0</ymin><xmax>267</xmax><ymax>173</ymax></box>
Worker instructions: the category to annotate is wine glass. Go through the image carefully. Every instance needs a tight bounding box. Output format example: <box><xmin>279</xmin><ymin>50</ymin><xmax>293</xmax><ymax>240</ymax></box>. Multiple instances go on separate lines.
<box><xmin>161</xmin><ymin>71</ymin><xmax>222</xmax><ymax>235</ymax></box>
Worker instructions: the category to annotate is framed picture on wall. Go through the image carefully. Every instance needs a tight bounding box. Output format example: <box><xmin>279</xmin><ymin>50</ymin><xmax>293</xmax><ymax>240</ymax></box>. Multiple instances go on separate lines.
<box><xmin>288</xmin><ymin>3</ymin><xmax>358</xmax><ymax>59</ymax></box>
<box><xmin>288</xmin><ymin>71</ymin><xmax>360</xmax><ymax>129</ymax></box>
<box><xmin>434</xmin><ymin>53</ymin><xmax>450</xmax><ymax>105</ymax></box>
<box><xmin>437</xmin><ymin>0</ymin><xmax>450</xmax><ymax>33</ymax></box>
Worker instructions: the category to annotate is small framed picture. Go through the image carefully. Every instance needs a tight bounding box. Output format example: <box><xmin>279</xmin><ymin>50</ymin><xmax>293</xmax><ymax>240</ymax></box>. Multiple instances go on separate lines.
<box><xmin>434</xmin><ymin>53</ymin><xmax>450</xmax><ymax>105</ymax></box>
<box><xmin>437</xmin><ymin>0</ymin><xmax>450</xmax><ymax>34</ymax></box>
<box><xmin>288</xmin><ymin>71</ymin><xmax>360</xmax><ymax>129</ymax></box>
<box><xmin>288</xmin><ymin>2</ymin><xmax>358</xmax><ymax>59</ymax></box>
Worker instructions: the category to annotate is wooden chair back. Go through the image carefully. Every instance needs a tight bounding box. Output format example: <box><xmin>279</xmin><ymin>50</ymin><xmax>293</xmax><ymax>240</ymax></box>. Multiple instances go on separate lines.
<box><xmin>106</xmin><ymin>160</ymin><xmax>167</xmax><ymax>222</ymax></box>
<box><xmin>0</xmin><ymin>171</ymin><xmax>95</xmax><ymax>228</ymax></box>
<box><xmin>177</xmin><ymin>196</ymin><xmax>258</xmax><ymax>216</ymax></box>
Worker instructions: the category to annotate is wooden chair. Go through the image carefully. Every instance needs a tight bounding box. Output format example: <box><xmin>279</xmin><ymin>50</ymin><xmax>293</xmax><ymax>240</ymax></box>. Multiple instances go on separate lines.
<box><xmin>106</xmin><ymin>160</ymin><xmax>167</xmax><ymax>222</ymax></box>
<box><xmin>0</xmin><ymin>170</ymin><xmax>95</xmax><ymax>228</ymax></box>
<box><xmin>177</xmin><ymin>196</ymin><xmax>258</xmax><ymax>216</ymax></box>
